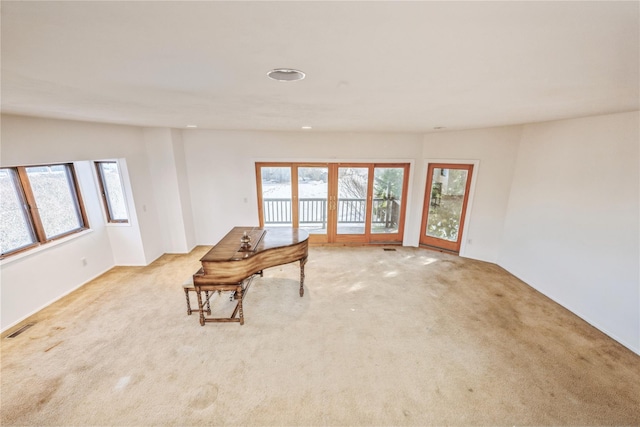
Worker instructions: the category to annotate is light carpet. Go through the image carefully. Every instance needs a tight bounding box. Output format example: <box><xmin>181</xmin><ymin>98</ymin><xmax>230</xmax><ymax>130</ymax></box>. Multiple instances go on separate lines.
<box><xmin>2</xmin><ymin>246</ymin><xmax>639</xmax><ymax>426</ymax></box>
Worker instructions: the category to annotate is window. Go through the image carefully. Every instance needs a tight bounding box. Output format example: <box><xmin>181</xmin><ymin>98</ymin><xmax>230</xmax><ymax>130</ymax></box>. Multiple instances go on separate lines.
<box><xmin>0</xmin><ymin>163</ymin><xmax>88</xmax><ymax>258</ymax></box>
<box><xmin>95</xmin><ymin>161</ymin><xmax>129</xmax><ymax>223</ymax></box>
<box><xmin>0</xmin><ymin>168</ymin><xmax>37</xmax><ymax>254</ymax></box>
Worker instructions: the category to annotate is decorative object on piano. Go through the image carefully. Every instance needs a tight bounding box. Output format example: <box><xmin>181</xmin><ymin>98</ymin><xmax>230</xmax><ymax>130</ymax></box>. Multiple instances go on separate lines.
<box><xmin>240</xmin><ymin>231</ymin><xmax>252</xmax><ymax>251</ymax></box>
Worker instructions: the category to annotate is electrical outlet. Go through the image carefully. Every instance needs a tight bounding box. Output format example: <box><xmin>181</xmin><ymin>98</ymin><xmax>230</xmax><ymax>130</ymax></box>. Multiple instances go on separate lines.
<box><xmin>81</xmin><ymin>258</ymin><xmax>87</xmax><ymax>266</ymax></box>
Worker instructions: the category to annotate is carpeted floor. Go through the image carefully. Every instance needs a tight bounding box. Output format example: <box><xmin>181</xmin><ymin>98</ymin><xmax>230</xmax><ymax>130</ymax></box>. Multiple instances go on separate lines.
<box><xmin>1</xmin><ymin>246</ymin><xmax>639</xmax><ymax>426</ymax></box>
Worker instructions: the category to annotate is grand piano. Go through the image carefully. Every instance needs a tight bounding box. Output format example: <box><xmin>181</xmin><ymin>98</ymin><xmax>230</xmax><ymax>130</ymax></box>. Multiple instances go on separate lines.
<box><xmin>192</xmin><ymin>227</ymin><xmax>309</xmax><ymax>325</ymax></box>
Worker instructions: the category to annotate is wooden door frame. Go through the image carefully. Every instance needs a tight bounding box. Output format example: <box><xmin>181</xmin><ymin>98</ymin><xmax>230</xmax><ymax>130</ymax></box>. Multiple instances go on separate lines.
<box><xmin>256</xmin><ymin>162</ymin><xmax>330</xmax><ymax>244</ymax></box>
<box><xmin>256</xmin><ymin>162</ymin><xmax>296</xmax><ymax>228</ymax></box>
<box><xmin>256</xmin><ymin>162</ymin><xmax>411</xmax><ymax>245</ymax></box>
<box><xmin>327</xmin><ymin>163</ymin><xmax>338</xmax><ymax>243</ymax></box>
<box><xmin>419</xmin><ymin>162</ymin><xmax>476</xmax><ymax>254</ymax></box>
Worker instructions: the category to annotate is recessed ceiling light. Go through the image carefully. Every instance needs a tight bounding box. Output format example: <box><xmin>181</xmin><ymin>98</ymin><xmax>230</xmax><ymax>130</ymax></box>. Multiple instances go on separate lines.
<box><xmin>186</xmin><ymin>124</ymin><xmax>198</xmax><ymax>128</ymax></box>
<box><xmin>267</xmin><ymin>68</ymin><xmax>306</xmax><ymax>82</ymax></box>
<box><xmin>301</xmin><ymin>126</ymin><xmax>312</xmax><ymax>130</ymax></box>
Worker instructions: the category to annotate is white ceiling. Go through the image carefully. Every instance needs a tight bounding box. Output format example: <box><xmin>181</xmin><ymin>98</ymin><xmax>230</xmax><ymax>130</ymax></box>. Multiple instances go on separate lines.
<box><xmin>1</xmin><ymin>1</ymin><xmax>638</xmax><ymax>133</ymax></box>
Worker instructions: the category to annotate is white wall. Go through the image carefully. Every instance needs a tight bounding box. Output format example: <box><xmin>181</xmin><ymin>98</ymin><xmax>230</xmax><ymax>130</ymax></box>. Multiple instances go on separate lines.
<box><xmin>0</xmin><ymin>114</ymin><xmax>165</xmax><ymax>330</ymax></box>
<box><xmin>144</xmin><ymin>128</ymin><xmax>195</xmax><ymax>253</ymax></box>
<box><xmin>499</xmin><ymin>111</ymin><xmax>640</xmax><ymax>354</ymax></box>
<box><xmin>181</xmin><ymin>128</ymin><xmax>520</xmax><ymax>265</ymax></box>
<box><xmin>0</xmin><ymin>160</ymin><xmax>114</xmax><ymax>330</ymax></box>
<box><xmin>182</xmin><ymin>130</ymin><xmax>425</xmax><ymax>245</ymax></box>
<box><xmin>171</xmin><ymin>129</ymin><xmax>197</xmax><ymax>252</ymax></box>
<box><xmin>105</xmin><ymin>159</ymin><xmax>146</xmax><ymax>265</ymax></box>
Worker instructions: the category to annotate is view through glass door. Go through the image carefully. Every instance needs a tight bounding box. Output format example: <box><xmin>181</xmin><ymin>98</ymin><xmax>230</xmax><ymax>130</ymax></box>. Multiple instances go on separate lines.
<box><xmin>371</xmin><ymin>166</ymin><xmax>406</xmax><ymax>237</ymax></box>
<box><xmin>257</xmin><ymin>164</ymin><xmax>329</xmax><ymax>243</ymax></box>
<box><xmin>335</xmin><ymin>166</ymin><xmax>370</xmax><ymax>243</ymax></box>
<box><xmin>257</xmin><ymin>163</ymin><xmax>409</xmax><ymax>244</ymax></box>
<box><xmin>298</xmin><ymin>166</ymin><xmax>329</xmax><ymax>243</ymax></box>
<box><xmin>257</xmin><ymin>165</ymin><xmax>293</xmax><ymax>227</ymax></box>
<box><xmin>420</xmin><ymin>163</ymin><xmax>473</xmax><ymax>253</ymax></box>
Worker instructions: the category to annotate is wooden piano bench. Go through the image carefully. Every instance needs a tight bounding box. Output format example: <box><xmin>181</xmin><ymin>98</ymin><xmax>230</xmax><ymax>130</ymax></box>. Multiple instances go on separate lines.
<box><xmin>182</xmin><ymin>275</ymin><xmax>212</xmax><ymax>316</ymax></box>
<box><xmin>192</xmin><ymin>272</ymin><xmax>261</xmax><ymax>326</ymax></box>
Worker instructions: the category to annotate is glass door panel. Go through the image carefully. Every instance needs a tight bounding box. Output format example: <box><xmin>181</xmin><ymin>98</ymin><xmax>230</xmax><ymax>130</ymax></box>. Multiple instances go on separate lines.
<box><xmin>298</xmin><ymin>166</ymin><xmax>329</xmax><ymax>237</ymax></box>
<box><xmin>371</xmin><ymin>167</ymin><xmax>405</xmax><ymax>235</ymax></box>
<box><xmin>420</xmin><ymin>164</ymin><xmax>473</xmax><ymax>253</ymax></box>
<box><xmin>426</xmin><ymin>168</ymin><xmax>467</xmax><ymax>241</ymax></box>
<box><xmin>257</xmin><ymin>162</ymin><xmax>409</xmax><ymax>245</ymax></box>
<box><xmin>336</xmin><ymin>167</ymin><xmax>369</xmax><ymax>236</ymax></box>
<box><xmin>260</xmin><ymin>166</ymin><xmax>292</xmax><ymax>227</ymax></box>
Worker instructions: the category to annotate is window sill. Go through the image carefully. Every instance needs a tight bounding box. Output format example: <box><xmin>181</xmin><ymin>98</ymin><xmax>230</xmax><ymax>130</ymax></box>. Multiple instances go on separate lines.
<box><xmin>0</xmin><ymin>228</ymin><xmax>94</xmax><ymax>266</ymax></box>
<box><xmin>105</xmin><ymin>222</ymin><xmax>131</xmax><ymax>227</ymax></box>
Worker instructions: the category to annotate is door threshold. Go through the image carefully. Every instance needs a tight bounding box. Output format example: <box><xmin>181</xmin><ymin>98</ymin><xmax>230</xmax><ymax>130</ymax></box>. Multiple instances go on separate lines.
<box><xmin>419</xmin><ymin>243</ymin><xmax>459</xmax><ymax>255</ymax></box>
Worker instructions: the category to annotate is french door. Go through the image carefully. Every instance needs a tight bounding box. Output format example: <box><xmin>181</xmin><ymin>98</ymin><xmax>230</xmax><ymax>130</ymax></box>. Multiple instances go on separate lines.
<box><xmin>419</xmin><ymin>163</ymin><xmax>473</xmax><ymax>253</ymax></box>
<box><xmin>256</xmin><ymin>163</ymin><xmax>409</xmax><ymax>244</ymax></box>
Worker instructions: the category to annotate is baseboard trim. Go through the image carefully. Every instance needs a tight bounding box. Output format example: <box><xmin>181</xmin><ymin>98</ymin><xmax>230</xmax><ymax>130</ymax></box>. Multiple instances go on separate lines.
<box><xmin>1</xmin><ymin>265</ymin><xmax>113</xmax><ymax>336</ymax></box>
<box><xmin>497</xmin><ymin>265</ymin><xmax>640</xmax><ymax>356</ymax></box>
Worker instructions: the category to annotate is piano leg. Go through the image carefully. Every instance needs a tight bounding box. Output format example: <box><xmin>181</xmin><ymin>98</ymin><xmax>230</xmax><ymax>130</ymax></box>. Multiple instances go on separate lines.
<box><xmin>184</xmin><ymin>287</ymin><xmax>192</xmax><ymax>315</ymax></box>
<box><xmin>205</xmin><ymin>291</ymin><xmax>212</xmax><ymax>315</ymax></box>
<box><xmin>299</xmin><ymin>256</ymin><xmax>307</xmax><ymax>297</ymax></box>
<box><xmin>230</xmin><ymin>287</ymin><xmax>244</xmax><ymax>325</ymax></box>
<box><xmin>195</xmin><ymin>289</ymin><xmax>206</xmax><ymax>326</ymax></box>
<box><xmin>238</xmin><ymin>288</ymin><xmax>244</xmax><ymax>325</ymax></box>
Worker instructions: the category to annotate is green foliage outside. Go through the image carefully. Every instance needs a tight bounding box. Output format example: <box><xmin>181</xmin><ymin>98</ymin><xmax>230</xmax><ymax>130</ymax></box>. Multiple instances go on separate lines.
<box><xmin>426</xmin><ymin>169</ymin><xmax>468</xmax><ymax>242</ymax></box>
<box><xmin>426</xmin><ymin>196</ymin><xmax>464</xmax><ymax>241</ymax></box>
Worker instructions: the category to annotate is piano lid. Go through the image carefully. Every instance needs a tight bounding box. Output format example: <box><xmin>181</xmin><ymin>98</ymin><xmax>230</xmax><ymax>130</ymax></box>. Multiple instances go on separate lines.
<box><xmin>200</xmin><ymin>227</ymin><xmax>309</xmax><ymax>263</ymax></box>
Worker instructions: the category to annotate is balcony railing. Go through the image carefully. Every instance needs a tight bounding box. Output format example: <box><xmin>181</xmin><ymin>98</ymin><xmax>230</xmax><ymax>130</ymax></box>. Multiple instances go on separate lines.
<box><xmin>263</xmin><ymin>198</ymin><xmax>399</xmax><ymax>229</ymax></box>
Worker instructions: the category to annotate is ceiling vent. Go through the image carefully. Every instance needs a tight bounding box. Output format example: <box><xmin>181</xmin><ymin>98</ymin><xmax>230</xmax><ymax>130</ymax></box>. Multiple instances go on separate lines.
<box><xmin>267</xmin><ymin>68</ymin><xmax>306</xmax><ymax>82</ymax></box>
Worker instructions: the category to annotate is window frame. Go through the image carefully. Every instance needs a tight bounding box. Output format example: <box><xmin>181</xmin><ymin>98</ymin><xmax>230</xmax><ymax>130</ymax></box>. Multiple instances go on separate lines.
<box><xmin>0</xmin><ymin>163</ymin><xmax>89</xmax><ymax>259</ymax></box>
<box><xmin>94</xmin><ymin>161</ymin><xmax>129</xmax><ymax>224</ymax></box>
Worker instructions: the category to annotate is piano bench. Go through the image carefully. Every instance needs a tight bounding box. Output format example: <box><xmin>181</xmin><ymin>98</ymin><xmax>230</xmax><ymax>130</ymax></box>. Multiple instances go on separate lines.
<box><xmin>192</xmin><ymin>278</ymin><xmax>252</xmax><ymax>326</ymax></box>
<box><xmin>182</xmin><ymin>276</ymin><xmax>212</xmax><ymax>316</ymax></box>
